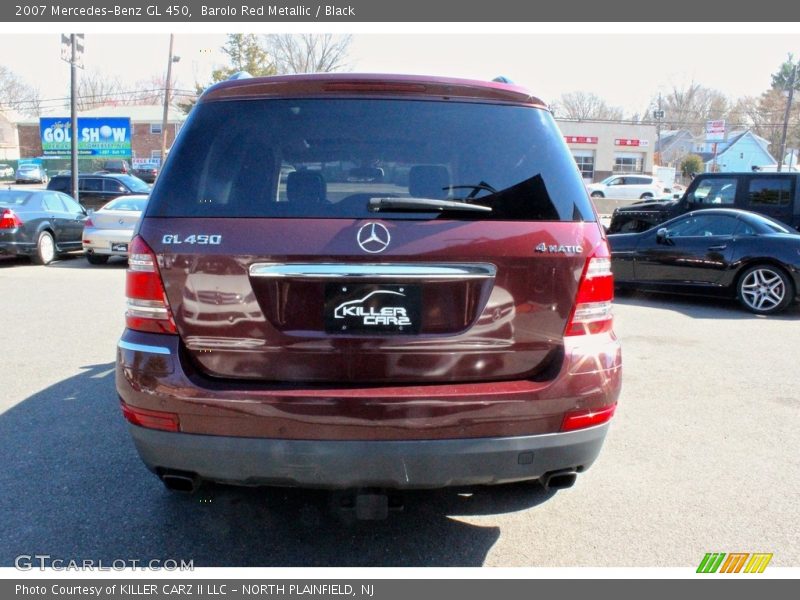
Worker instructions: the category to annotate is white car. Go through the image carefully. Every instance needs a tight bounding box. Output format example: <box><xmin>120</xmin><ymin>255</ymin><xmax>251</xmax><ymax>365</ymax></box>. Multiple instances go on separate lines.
<box><xmin>82</xmin><ymin>194</ymin><xmax>148</xmax><ymax>264</ymax></box>
<box><xmin>587</xmin><ymin>175</ymin><xmax>665</xmax><ymax>200</ymax></box>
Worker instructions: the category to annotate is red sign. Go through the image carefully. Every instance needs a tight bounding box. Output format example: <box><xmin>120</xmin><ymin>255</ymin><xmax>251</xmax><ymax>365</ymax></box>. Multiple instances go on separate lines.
<box><xmin>564</xmin><ymin>136</ymin><xmax>598</xmax><ymax>144</ymax></box>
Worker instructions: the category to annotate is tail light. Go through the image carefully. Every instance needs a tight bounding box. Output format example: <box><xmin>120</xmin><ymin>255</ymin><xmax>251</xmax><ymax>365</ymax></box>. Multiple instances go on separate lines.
<box><xmin>0</xmin><ymin>208</ymin><xmax>23</xmax><ymax>229</ymax></box>
<box><xmin>125</xmin><ymin>235</ymin><xmax>177</xmax><ymax>334</ymax></box>
<box><xmin>120</xmin><ymin>400</ymin><xmax>179</xmax><ymax>432</ymax></box>
<box><xmin>561</xmin><ymin>404</ymin><xmax>616</xmax><ymax>431</ymax></box>
<box><xmin>84</xmin><ymin>217</ymin><xmax>94</xmax><ymax>228</ymax></box>
<box><xmin>565</xmin><ymin>246</ymin><xmax>614</xmax><ymax>336</ymax></box>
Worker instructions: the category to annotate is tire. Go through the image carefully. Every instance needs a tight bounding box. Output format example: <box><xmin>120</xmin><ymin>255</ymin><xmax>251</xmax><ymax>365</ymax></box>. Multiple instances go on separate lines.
<box><xmin>31</xmin><ymin>231</ymin><xmax>56</xmax><ymax>265</ymax></box>
<box><xmin>86</xmin><ymin>253</ymin><xmax>109</xmax><ymax>265</ymax></box>
<box><xmin>590</xmin><ymin>191</ymin><xmax>604</xmax><ymax>199</ymax></box>
<box><xmin>737</xmin><ymin>264</ymin><xmax>793</xmax><ymax>315</ymax></box>
<box><xmin>640</xmin><ymin>193</ymin><xmax>654</xmax><ymax>200</ymax></box>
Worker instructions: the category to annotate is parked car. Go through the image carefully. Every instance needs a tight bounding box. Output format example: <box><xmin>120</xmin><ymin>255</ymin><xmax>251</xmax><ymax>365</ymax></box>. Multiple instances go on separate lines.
<box><xmin>608</xmin><ymin>172</ymin><xmax>800</xmax><ymax>233</ymax></box>
<box><xmin>132</xmin><ymin>163</ymin><xmax>159</xmax><ymax>183</ymax></box>
<box><xmin>608</xmin><ymin>208</ymin><xmax>800</xmax><ymax>314</ymax></box>
<box><xmin>100</xmin><ymin>159</ymin><xmax>131</xmax><ymax>174</ymax></box>
<box><xmin>0</xmin><ymin>189</ymin><xmax>86</xmax><ymax>264</ymax></box>
<box><xmin>116</xmin><ymin>73</ymin><xmax>621</xmax><ymax>502</ymax></box>
<box><xmin>15</xmin><ymin>164</ymin><xmax>48</xmax><ymax>184</ymax></box>
<box><xmin>587</xmin><ymin>174</ymin><xmax>665</xmax><ymax>200</ymax></box>
<box><xmin>47</xmin><ymin>173</ymin><xmax>151</xmax><ymax>211</ymax></box>
<box><xmin>82</xmin><ymin>194</ymin><xmax>148</xmax><ymax>264</ymax></box>
<box><xmin>0</xmin><ymin>163</ymin><xmax>14</xmax><ymax>179</ymax></box>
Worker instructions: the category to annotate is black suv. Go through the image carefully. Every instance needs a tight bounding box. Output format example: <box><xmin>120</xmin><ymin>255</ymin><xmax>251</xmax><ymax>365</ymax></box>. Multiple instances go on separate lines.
<box><xmin>608</xmin><ymin>172</ymin><xmax>800</xmax><ymax>233</ymax></box>
<box><xmin>47</xmin><ymin>173</ymin><xmax>150</xmax><ymax>211</ymax></box>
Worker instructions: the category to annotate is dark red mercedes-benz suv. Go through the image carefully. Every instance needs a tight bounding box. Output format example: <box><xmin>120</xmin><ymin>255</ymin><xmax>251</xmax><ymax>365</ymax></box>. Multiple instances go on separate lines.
<box><xmin>116</xmin><ymin>74</ymin><xmax>621</xmax><ymax>496</ymax></box>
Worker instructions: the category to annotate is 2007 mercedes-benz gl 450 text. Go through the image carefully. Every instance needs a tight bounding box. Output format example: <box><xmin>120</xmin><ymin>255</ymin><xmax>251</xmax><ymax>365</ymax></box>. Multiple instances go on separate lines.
<box><xmin>116</xmin><ymin>74</ymin><xmax>622</xmax><ymax>497</ymax></box>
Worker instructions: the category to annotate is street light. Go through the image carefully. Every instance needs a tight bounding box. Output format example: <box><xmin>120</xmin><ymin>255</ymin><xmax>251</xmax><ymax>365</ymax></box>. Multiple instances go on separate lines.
<box><xmin>160</xmin><ymin>34</ymin><xmax>180</xmax><ymax>168</ymax></box>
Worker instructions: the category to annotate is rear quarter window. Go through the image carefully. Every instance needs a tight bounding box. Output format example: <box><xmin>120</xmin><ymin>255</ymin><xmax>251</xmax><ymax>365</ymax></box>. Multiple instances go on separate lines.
<box><xmin>148</xmin><ymin>97</ymin><xmax>596</xmax><ymax>223</ymax></box>
<box><xmin>748</xmin><ymin>178</ymin><xmax>792</xmax><ymax>206</ymax></box>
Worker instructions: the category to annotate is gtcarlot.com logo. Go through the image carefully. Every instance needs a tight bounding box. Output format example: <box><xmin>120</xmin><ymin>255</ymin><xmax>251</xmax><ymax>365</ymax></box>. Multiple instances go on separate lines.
<box><xmin>14</xmin><ymin>554</ymin><xmax>194</xmax><ymax>571</ymax></box>
<box><xmin>697</xmin><ymin>552</ymin><xmax>773</xmax><ymax>573</ymax></box>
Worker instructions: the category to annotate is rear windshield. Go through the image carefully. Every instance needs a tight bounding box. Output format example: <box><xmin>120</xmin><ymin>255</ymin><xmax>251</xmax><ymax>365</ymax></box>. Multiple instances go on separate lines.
<box><xmin>0</xmin><ymin>192</ymin><xmax>32</xmax><ymax>206</ymax></box>
<box><xmin>103</xmin><ymin>196</ymin><xmax>148</xmax><ymax>211</ymax></box>
<box><xmin>148</xmin><ymin>98</ymin><xmax>595</xmax><ymax>222</ymax></box>
<box><xmin>116</xmin><ymin>175</ymin><xmax>150</xmax><ymax>194</ymax></box>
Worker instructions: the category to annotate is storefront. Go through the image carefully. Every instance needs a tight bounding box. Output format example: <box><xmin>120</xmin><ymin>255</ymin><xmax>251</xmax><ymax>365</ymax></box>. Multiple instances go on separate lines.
<box><xmin>557</xmin><ymin>120</ymin><xmax>656</xmax><ymax>182</ymax></box>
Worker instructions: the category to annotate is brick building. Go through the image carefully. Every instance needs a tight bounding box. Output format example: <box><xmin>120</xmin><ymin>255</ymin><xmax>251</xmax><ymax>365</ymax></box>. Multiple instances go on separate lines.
<box><xmin>16</xmin><ymin>105</ymin><xmax>186</xmax><ymax>166</ymax></box>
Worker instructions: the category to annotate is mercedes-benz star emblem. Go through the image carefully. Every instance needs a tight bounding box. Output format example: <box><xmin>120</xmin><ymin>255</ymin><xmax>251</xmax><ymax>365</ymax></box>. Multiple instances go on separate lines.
<box><xmin>357</xmin><ymin>222</ymin><xmax>391</xmax><ymax>254</ymax></box>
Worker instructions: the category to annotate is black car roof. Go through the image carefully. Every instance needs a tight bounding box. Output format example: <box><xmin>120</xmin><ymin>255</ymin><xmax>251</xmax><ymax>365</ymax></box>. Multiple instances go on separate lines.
<box><xmin>51</xmin><ymin>173</ymin><xmax>126</xmax><ymax>179</ymax></box>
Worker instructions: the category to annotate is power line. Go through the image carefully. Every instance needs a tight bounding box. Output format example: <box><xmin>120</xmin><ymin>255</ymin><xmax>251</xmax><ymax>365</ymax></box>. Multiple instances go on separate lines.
<box><xmin>0</xmin><ymin>87</ymin><xmax>198</xmax><ymax>110</ymax></box>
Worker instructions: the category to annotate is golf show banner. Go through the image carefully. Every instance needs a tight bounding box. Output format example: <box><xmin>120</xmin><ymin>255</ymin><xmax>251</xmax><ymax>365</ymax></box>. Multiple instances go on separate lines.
<box><xmin>39</xmin><ymin>117</ymin><xmax>132</xmax><ymax>158</ymax></box>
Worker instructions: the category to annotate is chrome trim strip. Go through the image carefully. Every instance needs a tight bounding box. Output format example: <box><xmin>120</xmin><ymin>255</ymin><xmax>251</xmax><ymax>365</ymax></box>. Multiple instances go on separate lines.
<box><xmin>117</xmin><ymin>340</ymin><xmax>171</xmax><ymax>355</ymax></box>
<box><xmin>248</xmin><ymin>263</ymin><xmax>497</xmax><ymax>280</ymax></box>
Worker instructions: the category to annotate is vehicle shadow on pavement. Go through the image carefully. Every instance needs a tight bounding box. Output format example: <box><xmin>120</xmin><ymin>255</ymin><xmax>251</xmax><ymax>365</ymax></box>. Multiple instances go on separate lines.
<box><xmin>0</xmin><ymin>363</ymin><xmax>556</xmax><ymax>568</ymax></box>
<box><xmin>613</xmin><ymin>289</ymin><xmax>800</xmax><ymax>320</ymax></box>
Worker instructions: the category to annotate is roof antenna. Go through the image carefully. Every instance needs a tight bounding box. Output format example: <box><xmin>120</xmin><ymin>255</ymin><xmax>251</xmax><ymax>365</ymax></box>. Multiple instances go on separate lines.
<box><xmin>228</xmin><ymin>71</ymin><xmax>253</xmax><ymax>80</ymax></box>
<box><xmin>492</xmin><ymin>76</ymin><xmax>514</xmax><ymax>84</ymax></box>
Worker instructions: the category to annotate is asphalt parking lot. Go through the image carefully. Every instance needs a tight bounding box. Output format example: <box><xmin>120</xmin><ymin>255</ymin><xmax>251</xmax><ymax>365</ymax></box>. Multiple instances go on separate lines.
<box><xmin>1</xmin><ymin>254</ymin><xmax>798</xmax><ymax>568</ymax></box>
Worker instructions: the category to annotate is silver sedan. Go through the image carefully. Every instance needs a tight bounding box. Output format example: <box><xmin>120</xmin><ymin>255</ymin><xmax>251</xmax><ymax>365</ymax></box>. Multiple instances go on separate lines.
<box><xmin>82</xmin><ymin>195</ymin><xmax>148</xmax><ymax>264</ymax></box>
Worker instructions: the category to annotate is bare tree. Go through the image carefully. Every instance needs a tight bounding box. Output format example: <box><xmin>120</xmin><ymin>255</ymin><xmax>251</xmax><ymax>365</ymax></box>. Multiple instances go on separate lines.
<box><xmin>263</xmin><ymin>34</ymin><xmax>352</xmax><ymax>74</ymax></box>
<box><xmin>552</xmin><ymin>91</ymin><xmax>624</xmax><ymax>121</ymax></box>
<box><xmin>76</xmin><ymin>71</ymin><xmax>127</xmax><ymax>110</ymax></box>
<box><xmin>0</xmin><ymin>65</ymin><xmax>41</xmax><ymax>116</ymax></box>
<box><xmin>650</xmin><ymin>82</ymin><xmax>731</xmax><ymax>131</ymax></box>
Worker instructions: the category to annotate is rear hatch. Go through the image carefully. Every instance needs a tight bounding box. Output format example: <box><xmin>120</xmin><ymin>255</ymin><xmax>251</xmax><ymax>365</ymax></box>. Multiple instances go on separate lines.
<box><xmin>142</xmin><ymin>92</ymin><xmax>602</xmax><ymax>384</ymax></box>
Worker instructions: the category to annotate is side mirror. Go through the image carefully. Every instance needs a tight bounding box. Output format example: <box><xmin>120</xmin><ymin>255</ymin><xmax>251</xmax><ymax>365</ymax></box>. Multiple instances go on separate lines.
<box><xmin>656</xmin><ymin>227</ymin><xmax>669</xmax><ymax>242</ymax></box>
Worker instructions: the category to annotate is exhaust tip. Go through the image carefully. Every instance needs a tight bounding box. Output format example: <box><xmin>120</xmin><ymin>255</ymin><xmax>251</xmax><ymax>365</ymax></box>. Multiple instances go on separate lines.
<box><xmin>160</xmin><ymin>471</ymin><xmax>200</xmax><ymax>494</ymax></box>
<box><xmin>540</xmin><ymin>469</ymin><xmax>578</xmax><ymax>491</ymax></box>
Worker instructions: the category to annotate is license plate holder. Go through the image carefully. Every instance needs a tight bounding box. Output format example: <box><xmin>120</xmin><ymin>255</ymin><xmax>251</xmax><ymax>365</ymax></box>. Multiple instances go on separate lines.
<box><xmin>324</xmin><ymin>283</ymin><xmax>421</xmax><ymax>335</ymax></box>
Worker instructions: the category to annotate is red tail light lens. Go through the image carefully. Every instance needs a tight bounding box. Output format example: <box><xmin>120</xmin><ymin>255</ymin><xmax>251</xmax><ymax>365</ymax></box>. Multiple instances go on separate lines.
<box><xmin>561</xmin><ymin>404</ymin><xmax>617</xmax><ymax>431</ymax></box>
<box><xmin>565</xmin><ymin>247</ymin><xmax>614</xmax><ymax>336</ymax></box>
<box><xmin>120</xmin><ymin>400</ymin><xmax>179</xmax><ymax>432</ymax></box>
<box><xmin>0</xmin><ymin>208</ymin><xmax>23</xmax><ymax>229</ymax></box>
<box><xmin>84</xmin><ymin>217</ymin><xmax>94</xmax><ymax>228</ymax></box>
<box><xmin>125</xmin><ymin>235</ymin><xmax>177</xmax><ymax>334</ymax></box>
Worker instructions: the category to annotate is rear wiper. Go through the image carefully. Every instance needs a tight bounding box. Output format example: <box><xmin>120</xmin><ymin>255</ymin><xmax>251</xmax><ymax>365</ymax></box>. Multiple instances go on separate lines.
<box><xmin>368</xmin><ymin>197</ymin><xmax>492</xmax><ymax>213</ymax></box>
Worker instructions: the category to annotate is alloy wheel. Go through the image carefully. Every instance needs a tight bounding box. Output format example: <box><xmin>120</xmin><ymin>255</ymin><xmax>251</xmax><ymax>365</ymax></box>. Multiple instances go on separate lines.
<box><xmin>740</xmin><ymin>268</ymin><xmax>786</xmax><ymax>312</ymax></box>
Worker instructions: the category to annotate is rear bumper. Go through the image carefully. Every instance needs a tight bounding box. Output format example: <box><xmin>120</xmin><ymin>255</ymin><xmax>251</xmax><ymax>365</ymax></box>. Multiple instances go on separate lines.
<box><xmin>83</xmin><ymin>228</ymin><xmax>133</xmax><ymax>255</ymax></box>
<box><xmin>117</xmin><ymin>328</ymin><xmax>621</xmax><ymax>488</ymax></box>
<box><xmin>0</xmin><ymin>239</ymin><xmax>33</xmax><ymax>256</ymax></box>
<box><xmin>130</xmin><ymin>422</ymin><xmax>609</xmax><ymax>489</ymax></box>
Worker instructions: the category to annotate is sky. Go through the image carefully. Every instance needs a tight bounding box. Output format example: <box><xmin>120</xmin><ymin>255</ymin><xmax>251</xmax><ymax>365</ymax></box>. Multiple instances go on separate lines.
<box><xmin>0</xmin><ymin>32</ymin><xmax>798</xmax><ymax>116</ymax></box>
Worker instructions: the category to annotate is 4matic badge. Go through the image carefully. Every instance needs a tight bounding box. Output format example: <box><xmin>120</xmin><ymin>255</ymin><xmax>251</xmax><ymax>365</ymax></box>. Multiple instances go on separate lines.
<box><xmin>535</xmin><ymin>243</ymin><xmax>584</xmax><ymax>255</ymax></box>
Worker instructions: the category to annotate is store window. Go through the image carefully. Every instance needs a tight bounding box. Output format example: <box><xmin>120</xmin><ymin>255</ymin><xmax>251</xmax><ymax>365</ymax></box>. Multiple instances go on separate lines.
<box><xmin>572</xmin><ymin>151</ymin><xmax>595</xmax><ymax>180</ymax></box>
<box><xmin>614</xmin><ymin>153</ymin><xmax>644</xmax><ymax>173</ymax></box>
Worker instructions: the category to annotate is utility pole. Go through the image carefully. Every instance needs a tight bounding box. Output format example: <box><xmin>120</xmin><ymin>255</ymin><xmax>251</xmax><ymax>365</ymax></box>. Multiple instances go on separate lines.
<box><xmin>778</xmin><ymin>62</ymin><xmax>797</xmax><ymax>173</ymax></box>
<box><xmin>70</xmin><ymin>35</ymin><xmax>79</xmax><ymax>201</ymax></box>
<box><xmin>160</xmin><ymin>34</ymin><xmax>179</xmax><ymax>168</ymax></box>
<box><xmin>655</xmin><ymin>93</ymin><xmax>663</xmax><ymax>166</ymax></box>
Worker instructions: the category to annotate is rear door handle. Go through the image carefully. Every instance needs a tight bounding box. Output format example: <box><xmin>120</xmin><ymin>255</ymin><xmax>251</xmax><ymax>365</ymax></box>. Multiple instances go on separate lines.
<box><xmin>707</xmin><ymin>244</ymin><xmax>727</xmax><ymax>251</ymax></box>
